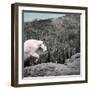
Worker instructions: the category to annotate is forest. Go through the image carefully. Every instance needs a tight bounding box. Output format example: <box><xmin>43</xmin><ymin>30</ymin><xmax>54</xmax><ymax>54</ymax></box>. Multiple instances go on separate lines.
<box><xmin>24</xmin><ymin>14</ymin><xmax>80</xmax><ymax>66</ymax></box>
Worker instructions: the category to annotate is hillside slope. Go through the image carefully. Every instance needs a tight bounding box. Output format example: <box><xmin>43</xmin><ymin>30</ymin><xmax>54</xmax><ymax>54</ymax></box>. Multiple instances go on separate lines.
<box><xmin>24</xmin><ymin>53</ymin><xmax>80</xmax><ymax>77</ymax></box>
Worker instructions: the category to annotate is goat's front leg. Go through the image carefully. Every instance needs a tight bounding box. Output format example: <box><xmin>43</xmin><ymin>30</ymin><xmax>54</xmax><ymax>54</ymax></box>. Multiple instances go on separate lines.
<box><xmin>32</xmin><ymin>53</ymin><xmax>39</xmax><ymax>63</ymax></box>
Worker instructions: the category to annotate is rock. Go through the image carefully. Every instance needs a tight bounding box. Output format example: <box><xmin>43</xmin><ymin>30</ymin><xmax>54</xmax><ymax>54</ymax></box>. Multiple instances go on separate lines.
<box><xmin>64</xmin><ymin>53</ymin><xmax>80</xmax><ymax>75</ymax></box>
<box><xmin>24</xmin><ymin>62</ymin><xmax>80</xmax><ymax>77</ymax></box>
<box><xmin>65</xmin><ymin>53</ymin><xmax>80</xmax><ymax>64</ymax></box>
<box><xmin>71</xmin><ymin>53</ymin><xmax>80</xmax><ymax>60</ymax></box>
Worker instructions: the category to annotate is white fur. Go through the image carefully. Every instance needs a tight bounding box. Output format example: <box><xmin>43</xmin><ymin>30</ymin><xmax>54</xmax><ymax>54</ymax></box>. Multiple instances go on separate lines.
<box><xmin>24</xmin><ymin>39</ymin><xmax>47</xmax><ymax>62</ymax></box>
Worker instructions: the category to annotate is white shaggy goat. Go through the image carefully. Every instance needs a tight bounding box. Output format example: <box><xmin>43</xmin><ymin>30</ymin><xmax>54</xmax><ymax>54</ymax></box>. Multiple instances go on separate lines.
<box><xmin>24</xmin><ymin>39</ymin><xmax>47</xmax><ymax>63</ymax></box>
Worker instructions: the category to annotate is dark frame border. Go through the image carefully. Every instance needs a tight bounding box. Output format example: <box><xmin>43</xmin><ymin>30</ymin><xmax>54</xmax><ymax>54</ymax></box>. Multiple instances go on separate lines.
<box><xmin>11</xmin><ymin>3</ymin><xmax>88</xmax><ymax>87</ymax></box>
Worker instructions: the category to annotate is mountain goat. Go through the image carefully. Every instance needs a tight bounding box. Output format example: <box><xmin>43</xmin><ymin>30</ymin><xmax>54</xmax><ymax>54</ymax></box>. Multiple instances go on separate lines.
<box><xmin>24</xmin><ymin>39</ymin><xmax>47</xmax><ymax>65</ymax></box>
